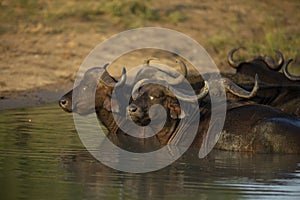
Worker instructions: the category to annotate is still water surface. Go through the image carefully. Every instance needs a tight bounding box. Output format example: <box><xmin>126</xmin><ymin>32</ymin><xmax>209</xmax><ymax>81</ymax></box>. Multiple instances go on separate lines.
<box><xmin>0</xmin><ymin>103</ymin><xmax>299</xmax><ymax>199</ymax></box>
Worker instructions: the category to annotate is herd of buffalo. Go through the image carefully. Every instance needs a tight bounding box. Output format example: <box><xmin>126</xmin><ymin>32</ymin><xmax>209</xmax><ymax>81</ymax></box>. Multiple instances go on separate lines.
<box><xmin>59</xmin><ymin>48</ymin><xmax>300</xmax><ymax>154</ymax></box>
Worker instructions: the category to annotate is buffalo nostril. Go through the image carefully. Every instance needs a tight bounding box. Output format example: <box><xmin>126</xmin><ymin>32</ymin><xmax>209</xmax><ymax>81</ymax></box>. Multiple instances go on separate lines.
<box><xmin>59</xmin><ymin>99</ymin><xmax>68</xmax><ymax>108</ymax></box>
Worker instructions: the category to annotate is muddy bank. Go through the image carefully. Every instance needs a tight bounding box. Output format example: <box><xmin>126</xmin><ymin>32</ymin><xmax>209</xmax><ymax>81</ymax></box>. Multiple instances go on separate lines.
<box><xmin>0</xmin><ymin>81</ymin><xmax>73</xmax><ymax>110</ymax></box>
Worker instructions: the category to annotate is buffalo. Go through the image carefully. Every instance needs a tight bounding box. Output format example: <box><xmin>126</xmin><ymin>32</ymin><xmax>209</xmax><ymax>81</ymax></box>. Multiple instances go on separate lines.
<box><xmin>202</xmin><ymin>48</ymin><xmax>300</xmax><ymax>117</ymax></box>
<box><xmin>138</xmin><ymin>58</ymin><xmax>300</xmax><ymax>117</ymax></box>
<box><xmin>227</xmin><ymin>47</ymin><xmax>300</xmax><ymax>85</ymax></box>
<box><xmin>59</xmin><ymin>61</ymin><xmax>198</xmax><ymax>152</ymax></box>
<box><xmin>59</xmin><ymin>65</ymin><xmax>156</xmax><ymax>152</ymax></box>
<box><xmin>128</xmin><ymin>81</ymin><xmax>300</xmax><ymax>154</ymax></box>
<box><xmin>215</xmin><ymin>103</ymin><xmax>300</xmax><ymax>153</ymax></box>
<box><xmin>236</xmin><ymin>83</ymin><xmax>300</xmax><ymax>117</ymax></box>
<box><xmin>59</xmin><ymin>59</ymin><xmax>190</xmax><ymax>130</ymax></box>
<box><xmin>165</xmin><ymin>56</ymin><xmax>300</xmax><ymax>117</ymax></box>
<box><xmin>59</xmin><ymin>59</ymin><xmax>300</xmax><ymax>154</ymax></box>
<box><xmin>59</xmin><ymin>62</ymin><xmax>258</xmax><ymax>152</ymax></box>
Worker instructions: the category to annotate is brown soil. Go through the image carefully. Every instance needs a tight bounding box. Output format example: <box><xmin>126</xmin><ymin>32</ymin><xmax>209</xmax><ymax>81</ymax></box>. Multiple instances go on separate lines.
<box><xmin>0</xmin><ymin>0</ymin><xmax>299</xmax><ymax>110</ymax></box>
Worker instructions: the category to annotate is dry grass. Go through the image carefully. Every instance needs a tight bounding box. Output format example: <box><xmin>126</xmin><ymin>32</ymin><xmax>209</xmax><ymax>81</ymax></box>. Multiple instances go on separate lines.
<box><xmin>0</xmin><ymin>0</ymin><xmax>299</xmax><ymax>92</ymax></box>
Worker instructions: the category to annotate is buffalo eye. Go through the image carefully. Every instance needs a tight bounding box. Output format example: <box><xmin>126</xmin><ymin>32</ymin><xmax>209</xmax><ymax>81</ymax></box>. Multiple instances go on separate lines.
<box><xmin>149</xmin><ymin>96</ymin><xmax>155</xmax><ymax>100</ymax></box>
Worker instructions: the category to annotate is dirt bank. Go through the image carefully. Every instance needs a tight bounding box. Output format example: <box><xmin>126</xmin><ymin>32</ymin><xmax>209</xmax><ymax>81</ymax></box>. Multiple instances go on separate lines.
<box><xmin>1</xmin><ymin>0</ymin><xmax>299</xmax><ymax>110</ymax></box>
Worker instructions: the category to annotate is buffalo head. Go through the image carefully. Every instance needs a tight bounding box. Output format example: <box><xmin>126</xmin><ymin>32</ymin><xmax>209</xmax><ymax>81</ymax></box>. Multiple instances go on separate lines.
<box><xmin>228</xmin><ymin>47</ymin><xmax>284</xmax><ymax>71</ymax></box>
<box><xmin>59</xmin><ymin>64</ymin><xmax>126</xmax><ymax>115</ymax></box>
<box><xmin>127</xmin><ymin>83</ymin><xmax>199</xmax><ymax>126</ymax></box>
<box><xmin>226</xmin><ymin>47</ymin><xmax>300</xmax><ymax>86</ymax></box>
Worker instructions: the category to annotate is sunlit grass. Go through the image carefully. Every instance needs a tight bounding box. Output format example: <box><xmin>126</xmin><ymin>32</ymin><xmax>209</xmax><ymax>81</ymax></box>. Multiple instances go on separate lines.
<box><xmin>0</xmin><ymin>0</ymin><xmax>299</xmax><ymax>71</ymax></box>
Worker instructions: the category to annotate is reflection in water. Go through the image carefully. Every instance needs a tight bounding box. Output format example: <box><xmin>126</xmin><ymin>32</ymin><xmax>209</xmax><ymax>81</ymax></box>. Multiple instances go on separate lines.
<box><xmin>0</xmin><ymin>104</ymin><xmax>299</xmax><ymax>199</ymax></box>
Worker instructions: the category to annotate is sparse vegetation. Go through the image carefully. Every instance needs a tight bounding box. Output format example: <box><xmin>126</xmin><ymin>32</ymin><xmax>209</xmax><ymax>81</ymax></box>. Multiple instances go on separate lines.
<box><xmin>167</xmin><ymin>11</ymin><xmax>187</xmax><ymax>23</ymax></box>
<box><xmin>1</xmin><ymin>0</ymin><xmax>299</xmax><ymax>56</ymax></box>
<box><xmin>0</xmin><ymin>0</ymin><xmax>190</xmax><ymax>32</ymax></box>
<box><xmin>0</xmin><ymin>0</ymin><xmax>299</xmax><ymax>94</ymax></box>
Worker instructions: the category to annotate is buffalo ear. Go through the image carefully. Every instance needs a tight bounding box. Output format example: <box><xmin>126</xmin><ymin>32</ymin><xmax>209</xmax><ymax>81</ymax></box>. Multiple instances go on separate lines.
<box><xmin>168</xmin><ymin>101</ymin><xmax>186</xmax><ymax>119</ymax></box>
<box><xmin>103</xmin><ymin>97</ymin><xmax>111</xmax><ymax>111</ymax></box>
<box><xmin>103</xmin><ymin>97</ymin><xmax>120</xmax><ymax>113</ymax></box>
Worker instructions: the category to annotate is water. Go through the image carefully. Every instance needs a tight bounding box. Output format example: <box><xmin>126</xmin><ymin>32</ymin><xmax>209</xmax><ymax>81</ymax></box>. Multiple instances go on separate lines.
<box><xmin>0</xmin><ymin>103</ymin><xmax>299</xmax><ymax>200</ymax></box>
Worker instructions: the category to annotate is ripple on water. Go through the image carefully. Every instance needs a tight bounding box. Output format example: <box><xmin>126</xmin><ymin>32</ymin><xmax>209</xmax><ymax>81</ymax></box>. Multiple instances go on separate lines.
<box><xmin>0</xmin><ymin>103</ymin><xmax>299</xmax><ymax>200</ymax></box>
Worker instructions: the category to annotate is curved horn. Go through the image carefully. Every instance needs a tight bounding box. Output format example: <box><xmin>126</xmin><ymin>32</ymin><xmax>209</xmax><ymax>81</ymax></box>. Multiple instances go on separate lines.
<box><xmin>99</xmin><ymin>63</ymin><xmax>116</xmax><ymax>87</ymax></box>
<box><xmin>115</xmin><ymin>67</ymin><xmax>127</xmax><ymax>88</ymax></box>
<box><xmin>103</xmin><ymin>63</ymin><xmax>110</xmax><ymax>70</ymax></box>
<box><xmin>132</xmin><ymin>78</ymin><xmax>208</xmax><ymax>102</ymax></box>
<box><xmin>101</xmin><ymin>65</ymin><xmax>127</xmax><ymax>88</ymax></box>
<box><xmin>175</xmin><ymin>59</ymin><xmax>188</xmax><ymax>78</ymax></box>
<box><xmin>159</xmin><ymin>59</ymin><xmax>188</xmax><ymax>85</ymax></box>
<box><xmin>139</xmin><ymin>59</ymin><xmax>187</xmax><ymax>86</ymax></box>
<box><xmin>264</xmin><ymin>50</ymin><xmax>284</xmax><ymax>71</ymax></box>
<box><xmin>283</xmin><ymin>59</ymin><xmax>300</xmax><ymax>81</ymax></box>
<box><xmin>228</xmin><ymin>47</ymin><xmax>245</xmax><ymax>68</ymax></box>
<box><xmin>158</xmin><ymin>59</ymin><xmax>188</xmax><ymax>85</ymax></box>
<box><xmin>132</xmin><ymin>79</ymin><xmax>151</xmax><ymax>100</ymax></box>
<box><xmin>274</xmin><ymin>50</ymin><xmax>284</xmax><ymax>69</ymax></box>
<box><xmin>222</xmin><ymin>74</ymin><xmax>259</xmax><ymax>98</ymax></box>
<box><xmin>168</xmin><ymin>81</ymin><xmax>209</xmax><ymax>102</ymax></box>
